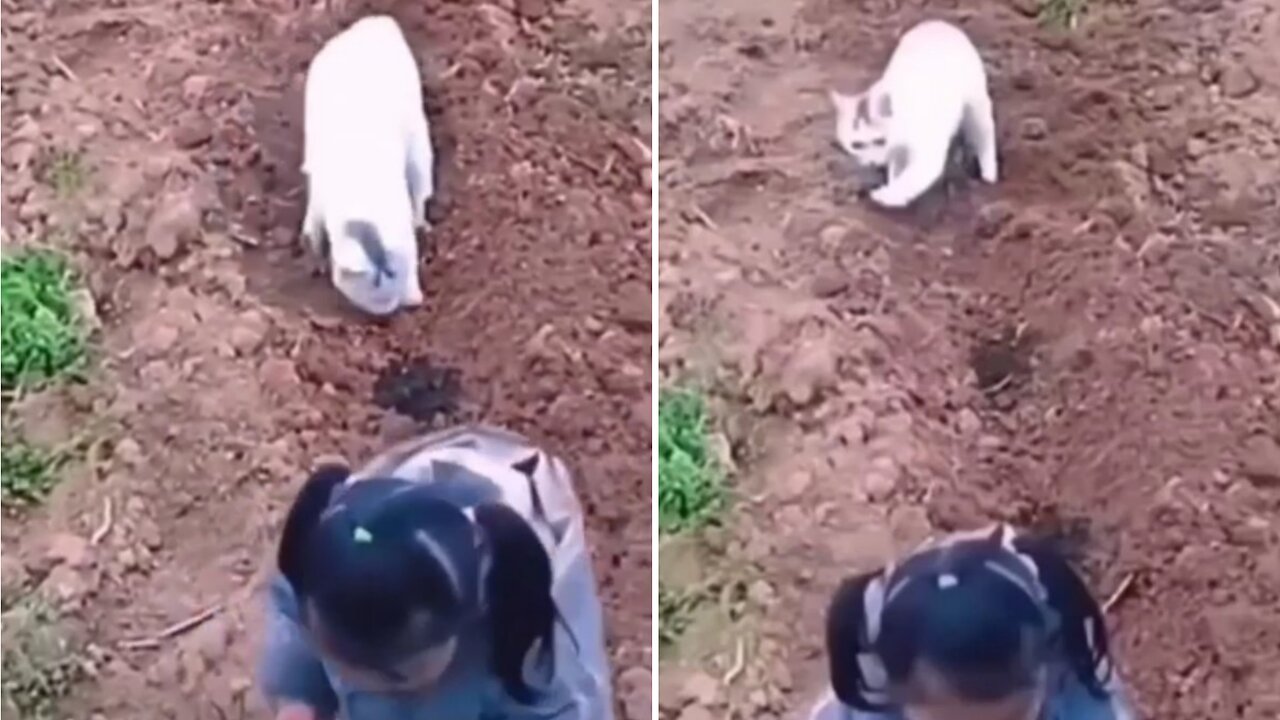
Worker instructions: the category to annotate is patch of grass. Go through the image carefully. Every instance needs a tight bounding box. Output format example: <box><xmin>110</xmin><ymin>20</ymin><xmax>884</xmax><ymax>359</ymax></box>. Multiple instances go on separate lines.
<box><xmin>43</xmin><ymin>150</ymin><xmax>87</xmax><ymax>199</ymax></box>
<box><xmin>658</xmin><ymin>387</ymin><xmax>726</xmax><ymax>534</ymax></box>
<box><xmin>1038</xmin><ymin>0</ymin><xmax>1086</xmax><ymax>29</ymax></box>
<box><xmin>0</xmin><ymin>249</ymin><xmax>88</xmax><ymax>390</ymax></box>
<box><xmin>1</xmin><ymin>597</ymin><xmax>82</xmax><ymax>720</ymax></box>
<box><xmin>0</xmin><ymin>438</ymin><xmax>64</xmax><ymax>508</ymax></box>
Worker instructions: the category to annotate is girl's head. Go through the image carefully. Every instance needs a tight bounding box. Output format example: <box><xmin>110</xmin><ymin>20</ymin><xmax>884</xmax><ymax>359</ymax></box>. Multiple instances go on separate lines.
<box><xmin>277</xmin><ymin>464</ymin><xmax>555</xmax><ymax>702</ymax></box>
<box><xmin>826</xmin><ymin>525</ymin><xmax>1113</xmax><ymax>719</ymax></box>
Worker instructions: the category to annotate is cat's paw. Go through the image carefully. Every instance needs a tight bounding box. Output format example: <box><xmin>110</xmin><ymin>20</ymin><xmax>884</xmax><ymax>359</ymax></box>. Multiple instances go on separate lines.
<box><xmin>402</xmin><ymin>284</ymin><xmax>425</xmax><ymax>307</ymax></box>
<box><xmin>979</xmin><ymin>161</ymin><xmax>999</xmax><ymax>184</ymax></box>
<box><xmin>870</xmin><ymin>185</ymin><xmax>912</xmax><ymax>208</ymax></box>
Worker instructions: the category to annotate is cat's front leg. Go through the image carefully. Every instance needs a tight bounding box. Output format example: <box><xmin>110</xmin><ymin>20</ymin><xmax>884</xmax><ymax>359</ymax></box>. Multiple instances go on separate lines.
<box><xmin>870</xmin><ymin>139</ymin><xmax>947</xmax><ymax>208</ymax></box>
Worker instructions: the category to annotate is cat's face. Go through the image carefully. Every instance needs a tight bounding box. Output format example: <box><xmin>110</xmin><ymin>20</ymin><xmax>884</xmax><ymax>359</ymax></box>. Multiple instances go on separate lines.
<box><xmin>329</xmin><ymin>225</ymin><xmax>410</xmax><ymax>316</ymax></box>
<box><xmin>829</xmin><ymin>89</ymin><xmax>892</xmax><ymax>167</ymax></box>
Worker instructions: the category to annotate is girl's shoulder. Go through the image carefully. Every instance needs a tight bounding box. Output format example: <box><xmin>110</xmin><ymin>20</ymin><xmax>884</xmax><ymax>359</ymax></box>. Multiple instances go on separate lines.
<box><xmin>1045</xmin><ymin>667</ymin><xmax>1138</xmax><ymax>720</ymax></box>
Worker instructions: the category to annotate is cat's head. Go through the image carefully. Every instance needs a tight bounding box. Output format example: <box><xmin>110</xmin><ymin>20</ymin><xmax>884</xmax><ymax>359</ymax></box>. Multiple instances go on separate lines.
<box><xmin>329</xmin><ymin>219</ymin><xmax>412</xmax><ymax>316</ymax></box>
<box><xmin>829</xmin><ymin>88</ymin><xmax>893</xmax><ymax>167</ymax></box>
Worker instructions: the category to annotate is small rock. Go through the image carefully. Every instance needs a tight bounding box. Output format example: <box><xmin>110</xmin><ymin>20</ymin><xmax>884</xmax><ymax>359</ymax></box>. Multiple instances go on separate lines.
<box><xmin>1185</xmin><ymin>137</ymin><xmax>1209</xmax><ymax>158</ymax></box>
<box><xmin>956</xmin><ymin>408</ymin><xmax>982</xmax><ymax>435</ymax></box>
<box><xmin>172</xmin><ymin>115</ymin><xmax>213</xmax><ymax>149</ymax></box>
<box><xmin>776</xmin><ymin>336</ymin><xmax>839</xmax><ymax>408</ymax></box>
<box><xmin>748</xmin><ymin>579</ymin><xmax>776</xmax><ymax>607</ymax></box>
<box><xmin>679</xmin><ymin>671</ymin><xmax>721</xmax><ymax>706</ymax></box>
<box><xmin>1219</xmin><ymin>63</ymin><xmax>1260</xmax><ymax>99</ymax></box>
<box><xmin>114</xmin><ymin>437</ymin><xmax>144</xmax><ymax>467</ymax></box>
<box><xmin>617</xmin><ymin>667</ymin><xmax>652</xmax><ymax>720</ymax></box>
<box><xmin>1241</xmin><ymin>434</ymin><xmax>1280</xmax><ymax>487</ymax></box>
<box><xmin>863</xmin><ymin>470</ymin><xmax>895</xmax><ymax>501</ymax></box>
<box><xmin>259</xmin><ymin>358</ymin><xmax>300</xmax><ymax>395</ymax></box>
<box><xmin>378</xmin><ymin>411</ymin><xmax>419</xmax><ymax>443</ymax></box>
<box><xmin>708</xmin><ymin>432</ymin><xmax>736</xmax><ymax>474</ymax></box>
<box><xmin>614</xmin><ymin>280</ymin><xmax>650</xmax><ymax>333</ymax></box>
<box><xmin>1097</xmin><ymin>196</ymin><xmax>1136</xmax><ymax>227</ymax></box>
<box><xmin>889</xmin><ymin>505</ymin><xmax>934</xmax><ymax>548</ymax></box>
<box><xmin>1226</xmin><ymin>516</ymin><xmax>1271</xmax><ymax>548</ymax></box>
<box><xmin>1</xmin><ymin>555</ymin><xmax>31</xmax><ymax>597</ymax></box>
<box><xmin>7</xmin><ymin>140</ymin><xmax>39</xmax><ymax>171</ymax></box>
<box><xmin>45</xmin><ymin>532</ymin><xmax>92</xmax><ymax>568</ymax></box>
<box><xmin>1008</xmin><ymin>0</ymin><xmax>1040</xmax><ymax>16</ymax></box>
<box><xmin>70</xmin><ymin>288</ymin><xmax>102</xmax><ymax>333</ymax></box>
<box><xmin>181</xmin><ymin>74</ymin><xmax>213</xmax><ymax>102</ymax></box>
<box><xmin>811</xmin><ymin>268</ymin><xmax>849</xmax><ymax>298</ymax></box>
<box><xmin>677</xmin><ymin>705</ymin><xmax>714</xmax><ymax>720</ymax></box>
<box><xmin>43</xmin><ymin>563</ymin><xmax>94</xmax><ymax>605</ymax></box>
<box><xmin>228</xmin><ymin>311</ymin><xmax>269</xmax><ymax>355</ymax></box>
<box><xmin>1020</xmin><ymin>117</ymin><xmax>1048</xmax><ymax>140</ymax></box>
<box><xmin>137</xmin><ymin>519</ymin><xmax>163</xmax><ymax>551</ymax></box>
<box><xmin>975</xmin><ymin>202</ymin><xmax>1014</xmax><ymax>239</ymax></box>
<box><xmin>144</xmin><ymin>191</ymin><xmax>204</xmax><ymax>261</ymax></box>
<box><xmin>513</xmin><ymin>0</ymin><xmax>551</xmax><ymax>20</ymax></box>
<box><xmin>777</xmin><ymin>469</ymin><xmax>813</xmax><ymax>502</ymax></box>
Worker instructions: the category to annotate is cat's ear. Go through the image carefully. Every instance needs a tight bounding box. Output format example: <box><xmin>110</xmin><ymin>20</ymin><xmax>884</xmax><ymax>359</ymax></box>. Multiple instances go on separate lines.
<box><xmin>828</xmin><ymin>89</ymin><xmax>857</xmax><ymax>113</ymax></box>
<box><xmin>278</xmin><ymin>464</ymin><xmax>351</xmax><ymax>593</ymax></box>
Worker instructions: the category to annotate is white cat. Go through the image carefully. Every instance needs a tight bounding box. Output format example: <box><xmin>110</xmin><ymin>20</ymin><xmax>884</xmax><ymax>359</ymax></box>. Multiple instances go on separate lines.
<box><xmin>829</xmin><ymin>19</ymin><xmax>998</xmax><ymax>209</ymax></box>
<box><xmin>300</xmin><ymin>14</ymin><xmax>434</xmax><ymax>315</ymax></box>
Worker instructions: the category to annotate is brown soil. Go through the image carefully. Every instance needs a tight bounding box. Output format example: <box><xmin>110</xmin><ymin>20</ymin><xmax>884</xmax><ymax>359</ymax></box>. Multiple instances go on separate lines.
<box><xmin>659</xmin><ymin>0</ymin><xmax>1279</xmax><ymax>719</ymax></box>
<box><xmin>1</xmin><ymin>0</ymin><xmax>651</xmax><ymax>718</ymax></box>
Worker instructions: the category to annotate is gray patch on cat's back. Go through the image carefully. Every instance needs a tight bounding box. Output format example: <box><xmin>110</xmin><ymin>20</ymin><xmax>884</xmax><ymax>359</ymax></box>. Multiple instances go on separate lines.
<box><xmin>344</xmin><ymin>220</ymin><xmax>395</xmax><ymax>283</ymax></box>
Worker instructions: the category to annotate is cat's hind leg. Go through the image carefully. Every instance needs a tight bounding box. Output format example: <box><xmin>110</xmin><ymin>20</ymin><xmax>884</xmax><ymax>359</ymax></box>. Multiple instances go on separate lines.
<box><xmin>963</xmin><ymin>92</ymin><xmax>999</xmax><ymax>184</ymax></box>
<box><xmin>299</xmin><ymin>178</ymin><xmax>325</xmax><ymax>255</ymax></box>
<box><xmin>870</xmin><ymin>137</ymin><xmax>949</xmax><ymax>209</ymax></box>
<box><xmin>405</xmin><ymin>113</ymin><xmax>435</xmax><ymax>233</ymax></box>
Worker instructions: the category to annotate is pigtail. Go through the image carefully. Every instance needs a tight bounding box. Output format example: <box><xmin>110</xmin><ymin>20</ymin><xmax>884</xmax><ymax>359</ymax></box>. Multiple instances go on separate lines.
<box><xmin>474</xmin><ymin>502</ymin><xmax>555</xmax><ymax>704</ymax></box>
<box><xmin>825</xmin><ymin>570</ymin><xmax>892</xmax><ymax>712</ymax></box>
<box><xmin>278</xmin><ymin>464</ymin><xmax>351</xmax><ymax>595</ymax></box>
<box><xmin>1013</xmin><ymin>535</ymin><xmax>1113</xmax><ymax>697</ymax></box>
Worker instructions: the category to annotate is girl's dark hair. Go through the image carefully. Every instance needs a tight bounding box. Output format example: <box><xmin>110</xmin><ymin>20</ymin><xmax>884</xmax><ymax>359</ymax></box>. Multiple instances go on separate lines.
<box><xmin>826</xmin><ymin>569</ymin><xmax>889</xmax><ymax>711</ymax></box>
<box><xmin>826</xmin><ymin>528</ymin><xmax>1114</xmax><ymax>709</ymax></box>
<box><xmin>1013</xmin><ymin>534</ymin><xmax>1113</xmax><ymax>697</ymax></box>
<box><xmin>277</xmin><ymin>466</ymin><xmax>556</xmax><ymax>704</ymax></box>
<box><xmin>474</xmin><ymin>502</ymin><xmax>555</xmax><ymax>703</ymax></box>
<box><xmin>279</xmin><ymin>473</ymin><xmax>477</xmax><ymax>676</ymax></box>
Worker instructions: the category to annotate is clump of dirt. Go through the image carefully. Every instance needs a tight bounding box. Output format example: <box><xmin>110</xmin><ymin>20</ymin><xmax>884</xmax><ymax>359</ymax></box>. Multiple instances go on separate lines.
<box><xmin>372</xmin><ymin>357</ymin><xmax>463</xmax><ymax>424</ymax></box>
<box><xmin>660</xmin><ymin>0</ymin><xmax>1279</xmax><ymax>719</ymax></box>
<box><xmin>2</xmin><ymin>0</ymin><xmax>650</xmax><ymax>718</ymax></box>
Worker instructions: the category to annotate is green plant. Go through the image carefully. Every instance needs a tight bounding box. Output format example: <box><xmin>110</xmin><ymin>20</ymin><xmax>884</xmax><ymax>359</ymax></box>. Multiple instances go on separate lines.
<box><xmin>658</xmin><ymin>387</ymin><xmax>726</xmax><ymax>534</ymax></box>
<box><xmin>1</xmin><ymin>597</ymin><xmax>82</xmax><ymax>720</ymax></box>
<box><xmin>1039</xmin><ymin>0</ymin><xmax>1086</xmax><ymax>29</ymax></box>
<box><xmin>0</xmin><ymin>438</ymin><xmax>63</xmax><ymax>508</ymax></box>
<box><xmin>0</xmin><ymin>249</ymin><xmax>87</xmax><ymax>390</ymax></box>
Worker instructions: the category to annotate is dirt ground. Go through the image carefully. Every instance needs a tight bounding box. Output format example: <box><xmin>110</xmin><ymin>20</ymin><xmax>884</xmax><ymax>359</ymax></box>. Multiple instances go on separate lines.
<box><xmin>1</xmin><ymin>0</ymin><xmax>651</xmax><ymax>718</ymax></box>
<box><xmin>658</xmin><ymin>0</ymin><xmax>1279</xmax><ymax>718</ymax></box>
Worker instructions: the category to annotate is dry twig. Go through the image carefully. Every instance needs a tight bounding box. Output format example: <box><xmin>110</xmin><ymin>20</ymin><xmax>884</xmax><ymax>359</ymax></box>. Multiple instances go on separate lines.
<box><xmin>90</xmin><ymin>497</ymin><xmax>113</xmax><ymax>545</ymax></box>
<box><xmin>1102</xmin><ymin>572</ymin><xmax>1136</xmax><ymax>614</ymax></box>
<box><xmin>118</xmin><ymin>603</ymin><xmax>224</xmax><ymax>650</ymax></box>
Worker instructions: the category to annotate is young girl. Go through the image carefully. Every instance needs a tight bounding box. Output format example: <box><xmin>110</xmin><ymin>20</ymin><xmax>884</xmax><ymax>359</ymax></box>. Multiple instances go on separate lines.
<box><xmin>813</xmin><ymin>524</ymin><xmax>1135</xmax><ymax>720</ymax></box>
<box><xmin>258</xmin><ymin>425</ymin><xmax>614</xmax><ymax>720</ymax></box>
